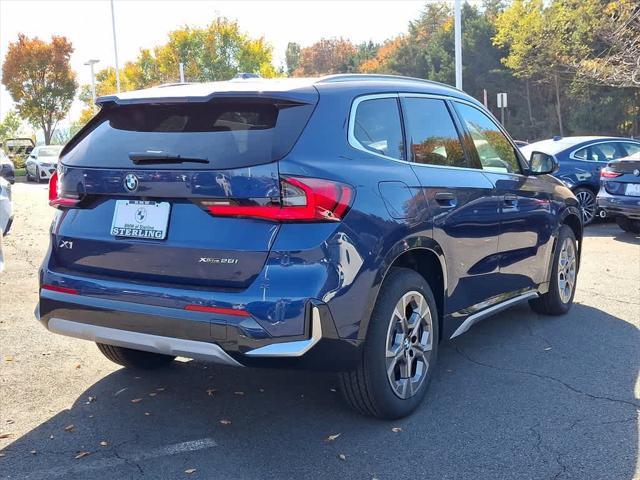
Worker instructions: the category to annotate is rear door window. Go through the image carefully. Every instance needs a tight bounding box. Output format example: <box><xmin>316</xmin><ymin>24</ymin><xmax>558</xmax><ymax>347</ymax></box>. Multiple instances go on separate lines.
<box><xmin>454</xmin><ymin>102</ymin><xmax>522</xmax><ymax>174</ymax></box>
<box><xmin>62</xmin><ymin>99</ymin><xmax>316</xmax><ymax>170</ymax></box>
<box><xmin>352</xmin><ymin>97</ymin><xmax>405</xmax><ymax>160</ymax></box>
<box><xmin>402</xmin><ymin>97</ymin><xmax>468</xmax><ymax>168</ymax></box>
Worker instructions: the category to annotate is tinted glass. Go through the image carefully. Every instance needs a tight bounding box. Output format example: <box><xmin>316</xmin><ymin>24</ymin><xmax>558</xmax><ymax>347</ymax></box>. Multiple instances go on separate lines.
<box><xmin>403</xmin><ymin>98</ymin><xmax>466</xmax><ymax>167</ymax></box>
<box><xmin>455</xmin><ymin>103</ymin><xmax>521</xmax><ymax>174</ymax></box>
<box><xmin>63</xmin><ymin>99</ymin><xmax>315</xmax><ymax>170</ymax></box>
<box><xmin>353</xmin><ymin>98</ymin><xmax>404</xmax><ymax>160</ymax></box>
<box><xmin>620</xmin><ymin>142</ymin><xmax>640</xmax><ymax>157</ymax></box>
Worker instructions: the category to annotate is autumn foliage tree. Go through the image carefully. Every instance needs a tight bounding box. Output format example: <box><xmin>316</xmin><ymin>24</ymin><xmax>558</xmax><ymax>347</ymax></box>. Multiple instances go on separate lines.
<box><xmin>293</xmin><ymin>38</ymin><xmax>357</xmax><ymax>76</ymax></box>
<box><xmin>2</xmin><ymin>35</ymin><xmax>77</xmax><ymax>144</ymax></box>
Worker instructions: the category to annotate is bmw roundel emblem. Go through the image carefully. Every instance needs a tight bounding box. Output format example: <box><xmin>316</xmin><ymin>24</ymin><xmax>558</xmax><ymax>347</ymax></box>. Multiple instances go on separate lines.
<box><xmin>634</xmin><ymin>169</ymin><xmax>640</xmax><ymax>177</ymax></box>
<box><xmin>124</xmin><ymin>173</ymin><xmax>139</xmax><ymax>192</ymax></box>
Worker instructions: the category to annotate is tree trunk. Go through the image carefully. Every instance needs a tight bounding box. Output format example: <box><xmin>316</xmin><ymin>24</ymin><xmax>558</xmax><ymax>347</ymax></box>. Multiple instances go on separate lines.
<box><xmin>554</xmin><ymin>72</ymin><xmax>564</xmax><ymax>137</ymax></box>
<box><xmin>525</xmin><ymin>79</ymin><xmax>534</xmax><ymax>127</ymax></box>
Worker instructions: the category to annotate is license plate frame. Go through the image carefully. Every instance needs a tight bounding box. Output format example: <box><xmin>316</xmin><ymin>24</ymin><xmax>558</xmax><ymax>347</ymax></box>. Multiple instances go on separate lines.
<box><xmin>626</xmin><ymin>183</ymin><xmax>640</xmax><ymax>197</ymax></box>
<box><xmin>110</xmin><ymin>200</ymin><xmax>171</xmax><ymax>240</ymax></box>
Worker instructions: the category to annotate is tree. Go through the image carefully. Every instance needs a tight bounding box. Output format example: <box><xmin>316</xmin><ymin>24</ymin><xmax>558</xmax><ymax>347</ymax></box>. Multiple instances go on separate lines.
<box><xmin>293</xmin><ymin>38</ymin><xmax>357</xmax><ymax>76</ymax></box>
<box><xmin>2</xmin><ymin>34</ymin><xmax>77</xmax><ymax>144</ymax></box>
<box><xmin>285</xmin><ymin>42</ymin><xmax>301</xmax><ymax>75</ymax></box>
<box><xmin>0</xmin><ymin>110</ymin><xmax>22</xmax><ymax>141</ymax></box>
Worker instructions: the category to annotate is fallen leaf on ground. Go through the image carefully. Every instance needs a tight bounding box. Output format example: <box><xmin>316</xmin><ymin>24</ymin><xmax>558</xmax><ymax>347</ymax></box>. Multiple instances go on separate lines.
<box><xmin>206</xmin><ymin>389</ymin><xmax>217</xmax><ymax>396</ymax></box>
<box><xmin>74</xmin><ymin>451</ymin><xmax>90</xmax><ymax>459</ymax></box>
<box><xmin>338</xmin><ymin>453</ymin><xmax>346</xmax><ymax>461</ymax></box>
<box><xmin>6</xmin><ymin>420</ymin><xmax>14</xmax><ymax>424</ymax></box>
<box><xmin>185</xmin><ymin>468</ymin><xmax>197</xmax><ymax>474</ymax></box>
<box><xmin>131</xmin><ymin>398</ymin><xmax>143</xmax><ymax>404</ymax></box>
<box><xmin>75</xmin><ymin>364</ymin><xmax>81</xmax><ymax>369</ymax></box>
<box><xmin>64</xmin><ymin>425</ymin><xmax>75</xmax><ymax>432</ymax></box>
<box><xmin>0</xmin><ymin>433</ymin><xmax>11</xmax><ymax>439</ymax></box>
<box><xmin>4</xmin><ymin>356</ymin><xmax>13</xmax><ymax>362</ymax></box>
<box><xmin>219</xmin><ymin>419</ymin><xmax>232</xmax><ymax>425</ymax></box>
<box><xmin>391</xmin><ymin>427</ymin><xmax>402</xmax><ymax>433</ymax></box>
<box><xmin>87</xmin><ymin>396</ymin><xmax>96</xmax><ymax>403</ymax></box>
<box><xmin>325</xmin><ymin>433</ymin><xmax>341</xmax><ymax>442</ymax></box>
<box><xmin>99</xmin><ymin>441</ymin><xmax>108</xmax><ymax>447</ymax></box>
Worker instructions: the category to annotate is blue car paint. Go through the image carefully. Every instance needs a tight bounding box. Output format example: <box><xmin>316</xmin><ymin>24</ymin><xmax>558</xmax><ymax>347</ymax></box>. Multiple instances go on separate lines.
<box><xmin>38</xmin><ymin>77</ymin><xmax>583</xmax><ymax>370</ymax></box>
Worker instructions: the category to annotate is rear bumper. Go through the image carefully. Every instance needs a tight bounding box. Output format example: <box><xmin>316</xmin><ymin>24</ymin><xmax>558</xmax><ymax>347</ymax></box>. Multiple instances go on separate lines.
<box><xmin>36</xmin><ymin>287</ymin><xmax>362</xmax><ymax>371</ymax></box>
<box><xmin>597</xmin><ymin>193</ymin><xmax>640</xmax><ymax>220</ymax></box>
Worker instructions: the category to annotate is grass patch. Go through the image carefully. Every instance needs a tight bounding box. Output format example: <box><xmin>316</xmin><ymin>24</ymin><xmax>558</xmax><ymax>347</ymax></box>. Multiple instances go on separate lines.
<box><xmin>14</xmin><ymin>168</ymin><xmax>25</xmax><ymax>177</ymax></box>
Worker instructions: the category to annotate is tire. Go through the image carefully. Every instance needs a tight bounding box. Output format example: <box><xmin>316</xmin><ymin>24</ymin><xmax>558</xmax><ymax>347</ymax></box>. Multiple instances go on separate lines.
<box><xmin>25</xmin><ymin>167</ymin><xmax>32</xmax><ymax>182</ymax></box>
<box><xmin>616</xmin><ymin>216</ymin><xmax>640</xmax><ymax>234</ymax></box>
<box><xmin>529</xmin><ymin>225</ymin><xmax>578</xmax><ymax>315</ymax></box>
<box><xmin>35</xmin><ymin>166</ymin><xmax>42</xmax><ymax>183</ymax></box>
<box><xmin>96</xmin><ymin>343</ymin><xmax>176</xmax><ymax>369</ymax></box>
<box><xmin>573</xmin><ymin>188</ymin><xmax>596</xmax><ymax>225</ymax></box>
<box><xmin>338</xmin><ymin>267</ymin><xmax>439</xmax><ymax>419</ymax></box>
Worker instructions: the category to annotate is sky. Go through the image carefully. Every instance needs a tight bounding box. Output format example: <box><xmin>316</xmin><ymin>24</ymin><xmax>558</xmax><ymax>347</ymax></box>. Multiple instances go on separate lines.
<box><xmin>0</xmin><ymin>0</ymin><xmax>430</xmax><ymax>129</ymax></box>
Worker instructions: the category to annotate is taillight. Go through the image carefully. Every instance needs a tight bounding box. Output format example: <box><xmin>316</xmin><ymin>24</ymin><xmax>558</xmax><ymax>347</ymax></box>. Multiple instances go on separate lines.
<box><xmin>41</xmin><ymin>284</ymin><xmax>78</xmax><ymax>295</ymax></box>
<box><xmin>49</xmin><ymin>171</ymin><xmax>81</xmax><ymax>208</ymax></box>
<box><xmin>601</xmin><ymin>168</ymin><xmax>622</xmax><ymax>179</ymax></box>
<box><xmin>201</xmin><ymin>176</ymin><xmax>353</xmax><ymax>222</ymax></box>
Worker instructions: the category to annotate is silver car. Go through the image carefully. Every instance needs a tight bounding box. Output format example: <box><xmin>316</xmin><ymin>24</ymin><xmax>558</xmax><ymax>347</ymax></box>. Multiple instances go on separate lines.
<box><xmin>0</xmin><ymin>176</ymin><xmax>13</xmax><ymax>272</ymax></box>
<box><xmin>25</xmin><ymin>145</ymin><xmax>64</xmax><ymax>183</ymax></box>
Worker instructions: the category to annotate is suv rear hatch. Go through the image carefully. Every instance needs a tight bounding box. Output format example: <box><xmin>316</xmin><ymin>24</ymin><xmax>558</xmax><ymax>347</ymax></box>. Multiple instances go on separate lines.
<box><xmin>51</xmin><ymin>88</ymin><xmax>318</xmax><ymax>289</ymax></box>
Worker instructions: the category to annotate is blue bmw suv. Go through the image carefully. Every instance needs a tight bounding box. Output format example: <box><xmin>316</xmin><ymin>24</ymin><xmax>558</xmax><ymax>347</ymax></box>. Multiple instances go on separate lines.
<box><xmin>37</xmin><ymin>75</ymin><xmax>582</xmax><ymax>418</ymax></box>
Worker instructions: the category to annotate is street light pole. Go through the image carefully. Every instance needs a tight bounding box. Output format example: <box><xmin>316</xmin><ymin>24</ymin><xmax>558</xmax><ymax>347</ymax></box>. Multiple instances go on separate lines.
<box><xmin>454</xmin><ymin>0</ymin><xmax>462</xmax><ymax>90</ymax></box>
<box><xmin>110</xmin><ymin>0</ymin><xmax>121</xmax><ymax>93</ymax></box>
<box><xmin>84</xmin><ymin>59</ymin><xmax>100</xmax><ymax>113</ymax></box>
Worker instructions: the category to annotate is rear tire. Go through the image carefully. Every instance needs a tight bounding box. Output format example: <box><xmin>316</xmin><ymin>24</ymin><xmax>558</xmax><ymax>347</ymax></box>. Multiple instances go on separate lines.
<box><xmin>529</xmin><ymin>225</ymin><xmax>577</xmax><ymax>315</ymax></box>
<box><xmin>35</xmin><ymin>166</ymin><xmax>42</xmax><ymax>183</ymax></box>
<box><xmin>574</xmin><ymin>188</ymin><xmax>596</xmax><ymax>225</ymax></box>
<box><xmin>96</xmin><ymin>343</ymin><xmax>176</xmax><ymax>369</ymax></box>
<box><xmin>339</xmin><ymin>267</ymin><xmax>439</xmax><ymax>419</ymax></box>
<box><xmin>616</xmin><ymin>216</ymin><xmax>640</xmax><ymax>234</ymax></box>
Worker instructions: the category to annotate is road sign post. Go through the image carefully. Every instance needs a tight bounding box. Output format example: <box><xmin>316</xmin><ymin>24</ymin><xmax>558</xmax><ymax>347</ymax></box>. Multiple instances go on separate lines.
<box><xmin>497</xmin><ymin>92</ymin><xmax>508</xmax><ymax>126</ymax></box>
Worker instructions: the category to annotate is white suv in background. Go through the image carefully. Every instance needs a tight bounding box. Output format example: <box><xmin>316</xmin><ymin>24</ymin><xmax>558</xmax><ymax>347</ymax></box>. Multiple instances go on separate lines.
<box><xmin>25</xmin><ymin>145</ymin><xmax>64</xmax><ymax>183</ymax></box>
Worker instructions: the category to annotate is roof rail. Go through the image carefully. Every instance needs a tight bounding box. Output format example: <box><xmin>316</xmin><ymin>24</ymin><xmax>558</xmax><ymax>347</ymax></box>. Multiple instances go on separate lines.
<box><xmin>316</xmin><ymin>73</ymin><xmax>453</xmax><ymax>89</ymax></box>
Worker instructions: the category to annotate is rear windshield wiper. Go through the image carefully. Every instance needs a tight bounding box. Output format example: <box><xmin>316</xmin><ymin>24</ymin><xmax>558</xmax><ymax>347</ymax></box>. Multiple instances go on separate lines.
<box><xmin>129</xmin><ymin>152</ymin><xmax>209</xmax><ymax>165</ymax></box>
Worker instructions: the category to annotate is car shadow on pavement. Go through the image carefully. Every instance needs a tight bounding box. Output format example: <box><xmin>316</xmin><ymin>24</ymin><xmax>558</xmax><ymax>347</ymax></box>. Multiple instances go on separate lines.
<box><xmin>583</xmin><ymin>223</ymin><xmax>639</xmax><ymax>244</ymax></box>
<box><xmin>0</xmin><ymin>303</ymin><xmax>638</xmax><ymax>480</ymax></box>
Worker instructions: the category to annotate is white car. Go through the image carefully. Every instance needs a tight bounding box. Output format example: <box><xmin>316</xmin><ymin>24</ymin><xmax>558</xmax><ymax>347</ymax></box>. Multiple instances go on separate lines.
<box><xmin>25</xmin><ymin>145</ymin><xmax>64</xmax><ymax>182</ymax></box>
<box><xmin>0</xmin><ymin>176</ymin><xmax>13</xmax><ymax>272</ymax></box>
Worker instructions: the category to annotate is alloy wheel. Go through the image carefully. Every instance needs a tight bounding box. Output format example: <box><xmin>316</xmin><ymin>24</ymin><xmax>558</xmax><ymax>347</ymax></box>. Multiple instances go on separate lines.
<box><xmin>557</xmin><ymin>237</ymin><xmax>577</xmax><ymax>303</ymax></box>
<box><xmin>385</xmin><ymin>291</ymin><xmax>434</xmax><ymax>399</ymax></box>
<box><xmin>575</xmin><ymin>190</ymin><xmax>596</xmax><ymax>225</ymax></box>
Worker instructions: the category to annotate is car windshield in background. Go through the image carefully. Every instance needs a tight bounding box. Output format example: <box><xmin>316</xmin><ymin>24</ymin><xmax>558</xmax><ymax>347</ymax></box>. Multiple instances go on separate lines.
<box><xmin>63</xmin><ymin>99</ymin><xmax>316</xmax><ymax>170</ymax></box>
<box><xmin>38</xmin><ymin>147</ymin><xmax>62</xmax><ymax>157</ymax></box>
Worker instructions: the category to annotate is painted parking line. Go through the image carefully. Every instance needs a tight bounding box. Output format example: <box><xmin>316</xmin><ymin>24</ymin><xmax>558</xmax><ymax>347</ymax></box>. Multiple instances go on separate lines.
<box><xmin>21</xmin><ymin>438</ymin><xmax>218</xmax><ymax>480</ymax></box>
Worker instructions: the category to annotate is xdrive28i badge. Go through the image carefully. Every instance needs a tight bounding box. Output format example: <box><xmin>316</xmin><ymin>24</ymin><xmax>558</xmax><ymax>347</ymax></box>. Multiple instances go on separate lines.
<box><xmin>124</xmin><ymin>173</ymin><xmax>139</xmax><ymax>192</ymax></box>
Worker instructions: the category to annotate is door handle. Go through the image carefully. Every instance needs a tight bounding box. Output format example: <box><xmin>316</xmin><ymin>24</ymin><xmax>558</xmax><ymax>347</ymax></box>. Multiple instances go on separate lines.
<box><xmin>434</xmin><ymin>192</ymin><xmax>457</xmax><ymax>208</ymax></box>
<box><xmin>504</xmin><ymin>194</ymin><xmax>518</xmax><ymax>206</ymax></box>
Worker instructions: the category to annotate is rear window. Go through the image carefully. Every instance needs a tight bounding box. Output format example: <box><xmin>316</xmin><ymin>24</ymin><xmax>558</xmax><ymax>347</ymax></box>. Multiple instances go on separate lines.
<box><xmin>63</xmin><ymin>99</ymin><xmax>315</xmax><ymax>170</ymax></box>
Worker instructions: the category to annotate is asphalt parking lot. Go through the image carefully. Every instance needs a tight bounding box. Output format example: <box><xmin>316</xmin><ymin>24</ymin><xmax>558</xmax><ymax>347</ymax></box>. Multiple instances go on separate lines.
<box><xmin>0</xmin><ymin>180</ymin><xmax>638</xmax><ymax>480</ymax></box>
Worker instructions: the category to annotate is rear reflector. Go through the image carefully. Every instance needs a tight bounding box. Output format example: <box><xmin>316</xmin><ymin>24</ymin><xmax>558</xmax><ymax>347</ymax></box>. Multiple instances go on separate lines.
<box><xmin>184</xmin><ymin>304</ymin><xmax>250</xmax><ymax>317</ymax></box>
<box><xmin>202</xmin><ymin>176</ymin><xmax>353</xmax><ymax>222</ymax></box>
<box><xmin>49</xmin><ymin>171</ymin><xmax>81</xmax><ymax>208</ymax></box>
<box><xmin>41</xmin><ymin>284</ymin><xmax>78</xmax><ymax>295</ymax></box>
<box><xmin>601</xmin><ymin>169</ymin><xmax>623</xmax><ymax>179</ymax></box>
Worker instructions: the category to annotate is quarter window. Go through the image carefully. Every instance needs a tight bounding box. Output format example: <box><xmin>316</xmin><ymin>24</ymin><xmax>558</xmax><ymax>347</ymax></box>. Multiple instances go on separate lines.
<box><xmin>574</xmin><ymin>143</ymin><xmax>621</xmax><ymax>162</ymax></box>
<box><xmin>353</xmin><ymin>97</ymin><xmax>405</xmax><ymax>160</ymax></box>
<box><xmin>620</xmin><ymin>142</ymin><xmax>640</xmax><ymax>157</ymax></box>
<box><xmin>403</xmin><ymin>98</ymin><xmax>467</xmax><ymax>168</ymax></box>
<box><xmin>455</xmin><ymin>103</ymin><xmax>521</xmax><ymax>174</ymax></box>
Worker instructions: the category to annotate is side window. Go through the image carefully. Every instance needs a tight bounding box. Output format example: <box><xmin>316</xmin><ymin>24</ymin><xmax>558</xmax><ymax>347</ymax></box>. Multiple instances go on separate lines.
<box><xmin>352</xmin><ymin>97</ymin><xmax>404</xmax><ymax>160</ymax></box>
<box><xmin>402</xmin><ymin>97</ymin><xmax>467</xmax><ymax>168</ymax></box>
<box><xmin>592</xmin><ymin>142</ymin><xmax>619</xmax><ymax>162</ymax></box>
<box><xmin>573</xmin><ymin>147</ymin><xmax>590</xmax><ymax>160</ymax></box>
<box><xmin>455</xmin><ymin>103</ymin><xmax>521</xmax><ymax>174</ymax></box>
<box><xmin>620</xmin><ymin>142</ymin><xmax>640</xmax><ymax>157</ymax></box>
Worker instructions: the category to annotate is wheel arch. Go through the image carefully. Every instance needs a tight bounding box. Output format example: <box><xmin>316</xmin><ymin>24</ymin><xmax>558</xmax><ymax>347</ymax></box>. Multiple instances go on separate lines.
<box><xmin>359</xmin><ymin>237</ymin><xmax>447</xmax><ymax>344</ymax></box>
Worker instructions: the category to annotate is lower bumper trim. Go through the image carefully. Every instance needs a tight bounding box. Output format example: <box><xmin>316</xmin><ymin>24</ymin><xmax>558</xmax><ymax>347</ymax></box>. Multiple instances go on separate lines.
<box><xmin>47</xmin><ymin>318</ymin><xmax>243</xmax><ymax>367</ymax></box>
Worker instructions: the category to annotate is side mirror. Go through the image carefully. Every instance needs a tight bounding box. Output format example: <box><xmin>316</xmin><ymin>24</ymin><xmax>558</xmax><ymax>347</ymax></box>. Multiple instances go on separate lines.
<box><xmin>529</xmin><ymin>151</ymin><xmax>558</xmax><ymax>175</ymax></box>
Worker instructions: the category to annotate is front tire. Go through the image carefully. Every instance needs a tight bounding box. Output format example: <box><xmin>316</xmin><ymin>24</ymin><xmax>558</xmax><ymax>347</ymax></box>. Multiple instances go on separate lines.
<box><xmin>616</xmin><ymin>216</ymin><xmax>640</xmax><ymax>234</ymax></box>
<box><xmin>530</xmin><ymin>225</ymin><xmax>578</xmax><ymax>315</ymax></box>
<box><xmin>339</xmin><ymin>267</ymin><xmax>439</xmax><ymax>419</ymax></box>
<box><xmin>96</xmin><ymin>343</ymin><xmax>176</xmax><ymax>369</ymax></box>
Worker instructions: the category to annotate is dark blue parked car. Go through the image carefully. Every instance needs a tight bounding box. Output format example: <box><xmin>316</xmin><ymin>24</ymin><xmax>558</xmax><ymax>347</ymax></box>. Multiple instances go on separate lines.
<box><xmin>521</xmin><ymin>137</ymin><xmax>640</xmax><ymax>225</ymax></box>
<box><xmin>597</xmin><ymin>153</ymin><xmax>640</xmax><ymax>233</ymax></box>
<box><xmin>36</xmin><ymin>75</ymin><xmax>583</xmax><ymax>418</ymax></box>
